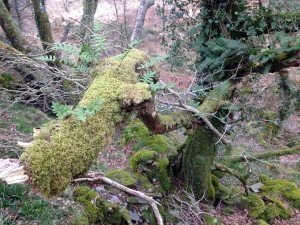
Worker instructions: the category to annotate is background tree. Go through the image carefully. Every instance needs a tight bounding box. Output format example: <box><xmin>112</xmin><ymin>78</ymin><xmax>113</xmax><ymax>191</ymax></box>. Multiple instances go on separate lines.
<box><xmin>130</xmin><ymin>0</ymin><xmax>155</xmax><ymax>42</ymax></box>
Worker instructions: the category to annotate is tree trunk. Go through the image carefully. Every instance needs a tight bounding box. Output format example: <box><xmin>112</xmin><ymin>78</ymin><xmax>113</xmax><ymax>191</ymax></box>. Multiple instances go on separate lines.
<box><xmin>0</xmin><ymin>0</ymin><xmax>30</xmax><ymax>53</ymax></box>
<box><xmin>80</xmin><ymin>0</ymin><xmax>99</xmax><ymax>42</ymax></box>
<box><xmin>130</xmin><ymin>0</ymin><xmax>154</xmax><ymax>42</ymax></box>
<box><xmin>31</xmin><ymin>0</ymin><xmax>55</xmax><ymax>51</ymax></box>
<box><xmin>183</xmin><ymin>127</ymin><xmax>217</xmax><ymax>201</ymax></box>
<box><xmin>3</xmin><ymin>0</ymin><xmax>9</xmax><ymax>11</ymax></box>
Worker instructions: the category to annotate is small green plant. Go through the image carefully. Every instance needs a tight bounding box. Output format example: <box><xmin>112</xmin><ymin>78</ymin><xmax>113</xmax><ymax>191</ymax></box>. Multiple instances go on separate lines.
<box><xmin>51</xmin><ymin>98</ymin><xmax>103</xmax><ymax>122</ymax></box>
<box><xmin>139</xmin><ymin>55</ymin><xmax>175</xmax><ymax>92</ymax></box>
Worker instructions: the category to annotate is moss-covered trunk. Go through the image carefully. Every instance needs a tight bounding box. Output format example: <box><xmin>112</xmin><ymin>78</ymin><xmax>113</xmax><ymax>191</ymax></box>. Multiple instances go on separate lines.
<box><xmin>80</xmin><ymin>0</ymin><xmax>99</xmax><ymax>41</ymax></box>
<box><xmin>0</xmin><ymin>0</ymin><xmax>30</xmax><ymax>53</ymax></box>
<box><xmin>183</xmin><ymin>127</ymin><xmax>216</xmax><ymax>200</ymax></box>
<box><xmin>31</xmin><ymin>0</ymin><xmax>56</xmax><ymax>59</ymax></box>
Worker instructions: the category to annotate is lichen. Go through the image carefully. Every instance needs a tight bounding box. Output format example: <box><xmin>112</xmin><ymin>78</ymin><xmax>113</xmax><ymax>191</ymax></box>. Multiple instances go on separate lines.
<box><xmin>105</xmin><ymin>170</ymin><xmax>136</xmax><ymax>187</ymax></box>
<box><xmin>21</xmin><ymin>49</ymin><xmax>154</xmax><ymax>196</ymax></box>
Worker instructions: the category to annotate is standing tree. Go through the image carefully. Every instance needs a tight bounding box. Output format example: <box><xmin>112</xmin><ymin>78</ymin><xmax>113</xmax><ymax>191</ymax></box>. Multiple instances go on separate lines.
<box><xmin>0</xmin><ymin>0</ymin><xmax>30</xmax><ymax>53</ymax></box>
<box><xmin>130</xmin><ymin>0</ymin><xmax>155</xmax><ymax>42</ymax></box>
<box><xmin>80</xmin><ymin>0</ymin><xmax>99</xmax><ymax>42</ymax></box>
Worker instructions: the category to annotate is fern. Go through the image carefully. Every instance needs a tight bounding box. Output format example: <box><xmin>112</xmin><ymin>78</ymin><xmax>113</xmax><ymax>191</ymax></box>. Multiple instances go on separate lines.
<box><xmin>140</xmin><ymin>71</ymin><xmax>157</xmax><ymax>84</ymax></box>
<box><xmin>86</xmin><ymin>98</ymin><xmax>104</xmax><ymax>116</ymax></box>
<box><xmin>115</xmin><ymin>40</ymin><xmax>141</xmax><ymax>61</ymax></box>
<box><xmin>138</xmin><ymin>55</ymin><xmax>168</xmax><ymax>69</ymax></box>
<box><xmin>51</xmin><ymin>102</ymin><xmax>73</xmax><ymax>119</ymax></box>
<box><xmin>36</xmin><ymin>55</ymin><xmax>57</xmax><ymax>62</ymax></box>
<box><xmin>51</xmin><ymin>98</ymin><xmax>103</xmax><ymax>122</ymax></box>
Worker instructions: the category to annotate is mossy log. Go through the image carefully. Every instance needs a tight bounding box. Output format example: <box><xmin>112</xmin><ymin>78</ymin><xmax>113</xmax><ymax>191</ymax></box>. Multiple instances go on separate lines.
<box><xmin>20</xmin><ymin>49</ymin><xmax>154</xmax><ymax>196</ymax></box>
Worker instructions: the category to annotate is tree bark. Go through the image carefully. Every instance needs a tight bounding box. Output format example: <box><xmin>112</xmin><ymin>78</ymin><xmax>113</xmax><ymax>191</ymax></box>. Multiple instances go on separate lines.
<box><xmin>80</xmin><ymin>0</ymin><xmax>99</xmax><ymax>42</ymax></box>
<box><xmin>31</xmin><ymin>0</ymin><xmax>55</xmax><ymax>51</ymax></box>
<box><xmin>183</xmin><ymin>127</ymin><xmax>217</xmax><ymax>201</ymax></box>
<box><xmin>0</xmin><ymin>0</ymin><xmax>30</xmax><ymax>53</ymax></box>
<box><xmin>3</xmin><ymin>0</ymin><xmax>9</xmax><ymax>11</ymax></box>
<box><xmin>130</xmin><ymin>0</ymin><xmax>155</xmax><ymax>42</ymax></box>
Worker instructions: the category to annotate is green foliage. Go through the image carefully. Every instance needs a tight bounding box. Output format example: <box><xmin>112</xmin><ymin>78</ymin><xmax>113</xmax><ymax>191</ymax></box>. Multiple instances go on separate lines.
<box><xmin>35</xmin><ymin>22</ymin><xmax>106</xmax><ymax>73</ymax></box>
<box><xmin>51</xmin><ymin>98</ymin><xmax>103</xmax><ymax>122</ymax></box>
<box><xmin>130</xmin><ymin>150</ymin><xmax>170</xmax><ymax>191</ymax></box>
<box><xmin>0</xmin><ymin>182</ymin><xmax>73</xmax><ymax>224</ymax></box>
<box><xmin>21</xmin><ymin>49</ymin><xmax>153</xmax><ymax>197</ymax></box>
<box><xmin>105</xmin><ymin>170</ymin><xmax>136</xmax><ymax>187</ymax></box>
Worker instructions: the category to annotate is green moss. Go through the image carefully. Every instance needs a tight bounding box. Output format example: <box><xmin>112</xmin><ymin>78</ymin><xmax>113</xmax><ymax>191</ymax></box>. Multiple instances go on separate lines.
<box><xmin>0</xmin><ymin>73</ymin><xmax>14</xmax><ymax>88</ymax></box>
<box><xmin>203</xmin><ymin>215</ymin><xmax>222</xmax><ymax>225</ymax></box>
<box><xmin>261</xmin><ymin>203</ymin><xmax>291</xmax><ymax>223</ymax></box>
<box><xmin>245</xmin><ymin>193</ymin><xmax>266</xmax><ymax>219</ymax></box>
<box><xmin>130</xmin><ymin>150</ymin><xmax>157</xmax><ymax>171</ymax></box>
<box><xmin>21</xmin><ymin>49</ymin><xmax>154</xmax><ymax>196</ymax></box>
<box><xmin>183</xmin><ymin>127</ymin><xmax>216</xmax><ymax>200</ymax></box>
<box><xmin>142</xmin><ymin>208</ymin><xmax>157</xmax><ymax>224</ymax></box>
<box><xmin>105</xmin><ymin>170</ymin><xmax>136</xmax><ymax>187</ymax></box>
<box><xmin>259</xmin><ymin>177</ymin><xmax>300</xmax><ymax>208</ymax></box>
<box><xmin>222</xmin><ymin>207</ymin><xmax>235</xmax><ymax>215</ymax></box>
<box><xmin>256</xmin><ymin>219</ymin><xmax>269</xmax><ymax>225</ymax></box>
<box><xmin>130</xmin><ymin>150</ymin><xmax>170</xmax><ymax>191</ymax></box>
<box><xmin>124</xmin><ymin>120</ymin><xmax>150</xmax><ymax>143</ymax></box>
<box><xmin>134</xmin><ymin>173</ymin><xmax>156</xmax><ymax>190</ymax></box>
<box><xmin>95</xmin><ymin>198</ymin><xmax>130</xmax><ymax>224</ymax></box>
<box><xmin>73</xmin><ymin>186</ymin><xmax>98</xmax><ymax>223</ymax></box>
<box><xmin>0</xmin><ymin>102</ymin><xmax>50</xmax><ymax>135</ymax></box>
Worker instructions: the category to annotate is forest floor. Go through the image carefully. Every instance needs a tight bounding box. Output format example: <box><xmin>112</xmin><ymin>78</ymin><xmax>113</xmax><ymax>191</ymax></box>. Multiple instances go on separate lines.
<box><xmin>1</xmin><ymin>0</ymin><xmax>300</xmax><ymax>224</ymax></box>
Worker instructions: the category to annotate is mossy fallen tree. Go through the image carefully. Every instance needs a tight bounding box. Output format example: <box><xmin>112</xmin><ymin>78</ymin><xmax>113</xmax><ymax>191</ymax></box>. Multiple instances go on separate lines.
<box><xmin>20</xmin><ymin>49</ymin><xmax>153</xmax><ymax>196</ymax></box>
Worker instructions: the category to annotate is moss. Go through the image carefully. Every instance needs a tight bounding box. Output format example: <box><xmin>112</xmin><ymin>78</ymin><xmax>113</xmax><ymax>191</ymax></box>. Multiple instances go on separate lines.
<box><xmin>256</xmin><ymin>219</ymin><xmax>269</xmax><ymax>225</ymax></box>
<box><xmin>134</xmin><ymin>173</ymin><xmax>156</xmax><ymax>190</ymax></box>
<box><xmin>222</xmin><ymin>207</ymin><xmax>235</xmax><ymax>215</ymax></box>
<box><xmin>0</xmin><ymin>73</ymin><xmax>14</xmax><ymax>88</ymax></box>
<box><xmin>130</xmin><ymin>150</ymin><xmax>170</xmax><ymax>191</ymax></box>
<box><xmin>124</xmin><ymin>120</ymin><xmax>150</xmax><ymax>143</ymax></box>
<box><xmin>95</xmin><ymin>198</ymin><xmax>130</xmax><ymax>224</ymax></box>
<box><xmin>203</xmin><ymin>215</ymin><xmax>222</xmax><ymax>225</ymax></box>
<box><xmin>244</xmin><ymin>193</ymin><xmax>266</xmax><ymax>219</ymax></box>
<box><xmin>105</xmin><ymin>170</ymin><xmax>136</xmax><ymax>187</ymax></box>
<box><xmin>142</xmin><ymin>208</ymin><xmax>156</xmax><ymax>224</ymax></box>
<box><xmin>73</xmin><ymin>186</ymin><xmax>98</xmax><ymax>224</ymax></box>
<box><xmin>261</xmin><ymin>203</ymin><xmax>292</xmax><ymax>223</ymax></box>
<box><xmin>183</xmin><ymin>127</ymin><xmax>216</xmax><ymax>200</ymax></box>
<box><xmin>130</xmin><ymin>150</ymin><xmax>157</xmax><ymax>171</ymax></box>
<box><xmin>21</xmin><ymin>49</ymin><xmax>154</xmax><ymax>196</ymax></box>
<box><xmin>156</xmin><ymin>158</ymin><xmax>170</xmax><ymax>191</ymax></box>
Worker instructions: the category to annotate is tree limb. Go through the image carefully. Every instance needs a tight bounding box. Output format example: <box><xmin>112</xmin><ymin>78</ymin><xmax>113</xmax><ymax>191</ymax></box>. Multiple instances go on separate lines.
<box><xmin>223</xmin><ymin>144</ymin><xmax>300</xmax><ymax>165</ymax></box>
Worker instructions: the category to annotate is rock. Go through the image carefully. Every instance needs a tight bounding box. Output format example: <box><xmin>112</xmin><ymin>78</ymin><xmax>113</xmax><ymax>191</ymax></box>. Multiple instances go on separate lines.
<box><xmin>109</xmin><ymin>195</ymin><xmax>122</xmax><ymax>204</ymax></box>
<box><xmin>129</xmin><ymin>210</ymin><xmax>140</xmax><ymax>222</ymax></box>
<box><xmin>95</xmin><ymin>186</ymin><xmax>105</xmax><ymax>193</ymax></box>
<box><xmin>249</xmin><ymin>182</ymin><xmax>264</xmax><ymax>193</ymax></box>
<box><xmin>127</xmin><ymin>196</ymin><xmax>148</xmax><ymax>204</ymax></box>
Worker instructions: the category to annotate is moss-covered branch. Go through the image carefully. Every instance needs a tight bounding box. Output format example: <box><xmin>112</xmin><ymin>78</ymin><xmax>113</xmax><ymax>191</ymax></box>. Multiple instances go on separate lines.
<box><xmin>20</xmin><ymin>49</ymin><xmax>153</xmax><ymax>196</ymax></box>
<box><xmin>223</xmin><ymin>145</ymin><xmax>300</xmax><ymax>165</ymax></box>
